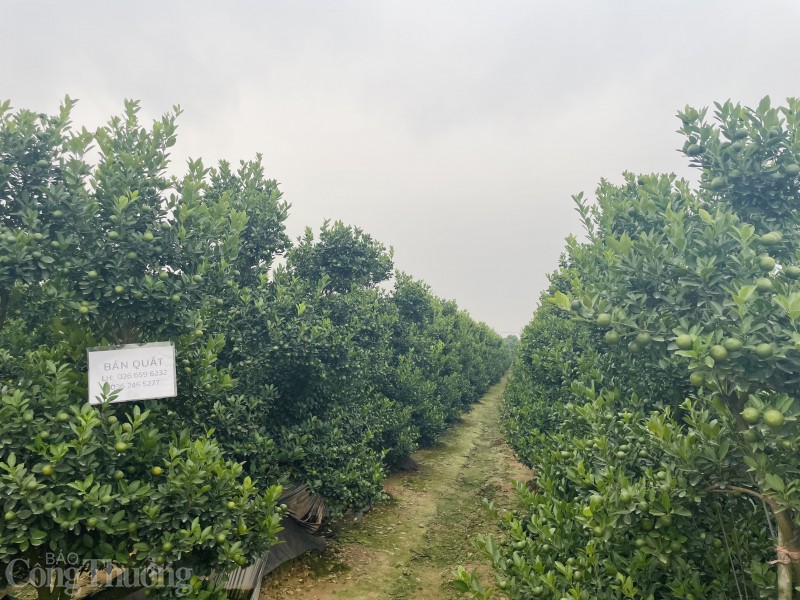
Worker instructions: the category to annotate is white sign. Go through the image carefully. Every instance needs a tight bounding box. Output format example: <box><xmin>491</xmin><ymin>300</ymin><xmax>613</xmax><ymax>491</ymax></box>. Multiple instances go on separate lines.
<box><xmin>87</xmin><ymin>342</ymin><xmax>177</xmax><ymax>404</ymax></box>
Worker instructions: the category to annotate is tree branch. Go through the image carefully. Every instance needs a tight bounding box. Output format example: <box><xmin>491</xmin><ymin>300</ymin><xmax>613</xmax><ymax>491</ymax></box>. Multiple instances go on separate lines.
<box><xmin>0</xmin><ymin>287</ymin><xmax>9</xmax><ymax>331</ymax></box>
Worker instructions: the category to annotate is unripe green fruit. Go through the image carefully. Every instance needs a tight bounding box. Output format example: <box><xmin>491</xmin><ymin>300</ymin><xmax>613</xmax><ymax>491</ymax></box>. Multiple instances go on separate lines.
<box><xmin>216</xmin><ymin>533</ymin><xmax>226</xmax><ymax>544</ymax></box>
<box><xmin>162</xmin><ymin>542</ymin><xmax>173</xmax><ymax>553</ymax></box>
<box><xmin>107</xmin><ymin>231</ymin><xmax>119</xmax><ymax>240</ymax></box>
<box><xmin>159</xmin><ymin>271</ymin><xmax>169</xmax><ymax>281</ymax></box>
<box><xmin>709</xmin><ymin>176</ymin><xmax>726</xmax><ymax>190</ymax></box>
<box><xmin>784</xmin><ymin>265</ymin><xmax>800</xmax><ymax>279</ymax></box>
<box><xmin>635</xmin><ymin>332</ymin><xmax>652</xmax><ymax>346</ymax></box>
<box><xmin>160</xmin><ymin>221</ymin><xmax>171</xmax><ymax>231</ymax></box>
<box><xmin>764</xmin><ymin>409</ymin><xmax>785</xmax><ymax>428</ymax></box>
<box><xmin>143</xmin><ymin>231</ymin><xmax>154</xmax><ymax>242</ymax></box>
<box><xmin>226</xmin><ymin>501</ymin><xmax>236</xmax><ymax>510</ymax></box>
<box><xmin>756</xmin><ymin>278</ymin><xmax>773</xmax><ymax>292</ymax></box>
<box><xmin>52</xmin><ymin>210</ymin><xmax>64</xmax><ymax>218</ymax></box>
<box><xmin>686</xmin><ymin>144</ymin><xmax>703</xmax><ymax>156</ymax></box>
<box><xmin>597</xmin><ymin>313</ymin><xmax>612</xmax><ymax>327</ymax></box>
<box><xmin>709</xmin><ymin>345</ymin><xmax>728</xmax><ymax>361</ymax></box>
<box><xmin>114</xmin><ymin>470</ymin><xmax>125</xmax><ymax>480</ymax></box>
<box><xmin>151</xmin><ymin>466</ymin><xmax>163</xmax><ymax>476</ymax></box>
<box><xmin>4</xmin><ymin>511</ymin><xmax>17</xmax><ymax>522</ymax></box>
<box><xmin>742</xmin><ymin>428</ymin><xmax>759</xmax><ymax>443</ymax></box>
<box><xmin>619</xmin><ymin>490</ymin><xmax>632</xmax><ymax>503</ymax></box>
<box><xmin>79</xmin><ymin>306</ymin><xmax>89</xmax><ymax>314</ymax></box>
<box><xmin>57</xmin><ymin>412</ymin><xmax>70</xmax><ymax>422</ymax></box>
<box><xmin>689</xmin><ymin>371</ymin><xmax>705</xmax><ymax>387</ymax></box>
<box><xmin>760</xmin><ymin>232</ymin><xmax>782</xmax><ymax>246</ymax></box>
<box><xmin>41</xmin><ymin>465</ymin><xmax>55</xmax><ymax>476</ymax></box>
<box><xmin>785</xmin><ymin>163</ymin><xmax>800</xmax><ymax>176</ymax></box>
<box><xmin>114</xmin><ymin>285</ymin><xmax>124</xmax><ymax>294</ymax></box>
<box><xmin>758</xmin><ymin>255</ymin><xmax>776</xmax><ymax>272</ymax></box>
<box><xmin>126</xmin><ymin>252</ymin><xmax>137</xmax><ymax>260</ymax></box>
<box><xmin>723</xmin><ymin>338</ymin><xmax>743</xmax><ymax>351</ymax></box>
<box><xmin>170</xmin><ymin>294</ymin><xmax>181</xmax><ymax>302</ymax></box>
<box><xmin>87</xmin><ymin>517</ymin><xmax>98</xmax><ymax>527</ymax></box>
<box><xmin>755</xmin><ymin>343</ymin><xmax>774</xmax><ymax>359</ymax></box>
<box><xmin>87</xmin><ymin>270</ymin><xmax>99</xmax><ymax>279</ymax></box>
<box><xmin>742</xmin><ymin>407</ymin><xmax>761</xmax><ymax>424</ymax></box>
<box><xmin>114</xmin><ymin>441</ymin><xmax>128</xmax><ymax>453</ymax></box>
<box><xmin>604</xmin><ymin>330</ymin><xmax>621</xmax><ymax>344</ymax></box>
<box><xmin>676</xmin><ymin>334</ymin><xmax>694</xmax><ymax>350</ymax></box>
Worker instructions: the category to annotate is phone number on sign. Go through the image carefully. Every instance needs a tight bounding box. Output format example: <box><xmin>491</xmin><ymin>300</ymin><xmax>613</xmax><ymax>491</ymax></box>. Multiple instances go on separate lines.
<box><xmin>114</xmin><ymin>370</ymin><xmax>168</xmax><ymax>381</ymax></box>
<box><xmin>107</xmin><ymin>379</ymin><xmax>163</xmax><ymax>390</ymax></box>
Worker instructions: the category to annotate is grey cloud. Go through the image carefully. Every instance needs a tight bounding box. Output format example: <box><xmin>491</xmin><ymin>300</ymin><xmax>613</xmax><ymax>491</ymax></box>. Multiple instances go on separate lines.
<box><xmin>2</xmin><ymin>0</ymin><xmax>800</xmax><ymax>333</ymax></box>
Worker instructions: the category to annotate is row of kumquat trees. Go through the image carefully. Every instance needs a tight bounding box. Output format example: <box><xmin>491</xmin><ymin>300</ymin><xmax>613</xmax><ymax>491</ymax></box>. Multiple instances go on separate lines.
<box><xmin>0</xmin><ymin>98</ymin><xmax>513</xmax><ymax>600</ymax></box>
<box><xmin>456</xmin><ymin>97</ymin><xmax>800</xmax><ymax>599</ymax></box>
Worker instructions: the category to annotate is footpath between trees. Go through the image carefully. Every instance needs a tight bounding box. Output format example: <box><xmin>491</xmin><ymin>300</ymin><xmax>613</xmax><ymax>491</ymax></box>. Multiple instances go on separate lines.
<box><xmin>260</xmin><ymin>376</ymin><xmax>529</xmax><ymax>600</ymax></box>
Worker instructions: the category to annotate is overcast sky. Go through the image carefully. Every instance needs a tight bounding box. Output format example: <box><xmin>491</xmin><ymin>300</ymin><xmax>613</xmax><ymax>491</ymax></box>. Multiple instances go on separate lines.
<box><xmin>3</xmin><ymin>1</ymin><xmax>799</xmax><ymax>334</ymax></box>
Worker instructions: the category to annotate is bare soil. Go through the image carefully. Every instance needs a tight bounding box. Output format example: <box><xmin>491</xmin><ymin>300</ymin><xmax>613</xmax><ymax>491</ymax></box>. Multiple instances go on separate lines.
<box><xmin>260</xmin><ymin>376</ymin><xmax>529</xmax><ymax>600</ymax></box>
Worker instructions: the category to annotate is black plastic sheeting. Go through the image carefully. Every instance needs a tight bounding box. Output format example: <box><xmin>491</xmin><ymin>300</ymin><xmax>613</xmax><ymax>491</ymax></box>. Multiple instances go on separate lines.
<box><xmin>220</xmin><ymin>516</ymin><xmax>325</xmax><ymax>600</ymax></box>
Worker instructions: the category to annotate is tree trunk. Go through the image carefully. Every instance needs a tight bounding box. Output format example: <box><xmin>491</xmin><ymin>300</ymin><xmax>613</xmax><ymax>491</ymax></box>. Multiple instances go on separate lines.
<box><xmin>0</xmin><ymin>287</ymin><xmax>9</xmax><ymax>331</ymax></box>
<box><xmin>773</xmin><ymin>509</ymin><xmax>798</xmax><ymax>600</ymax></box>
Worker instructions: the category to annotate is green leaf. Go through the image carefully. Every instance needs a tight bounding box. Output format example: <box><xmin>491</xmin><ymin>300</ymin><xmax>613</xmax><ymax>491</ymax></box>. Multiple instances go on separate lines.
<box><xmin>733</xmin><ymin>285</ymin><xmax>756</xmax><ymax>307</ymax></box>
<box><xmin>764</xmin><ymin>473</ymin><xmax>785</xmax><ymax>493</ymax></box>
<box><xmin>548</xmin><ymin>291</ymin><xmax>572</xmax><ymax>311</ymax></box>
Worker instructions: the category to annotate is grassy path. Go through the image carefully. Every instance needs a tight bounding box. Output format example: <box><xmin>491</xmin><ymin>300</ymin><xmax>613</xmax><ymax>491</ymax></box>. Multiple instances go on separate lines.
<box><xmin>260</xmin><ymin>376</ymin><xmax>529</xmax><ymax>600</ymax></box>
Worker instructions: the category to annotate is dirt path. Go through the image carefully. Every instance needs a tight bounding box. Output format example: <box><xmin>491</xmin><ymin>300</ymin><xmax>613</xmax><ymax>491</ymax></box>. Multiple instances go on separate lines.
<box><xmin>260</xmin><ymin>376</ymin><xmax>530</xmax><ymax>600</ymax></box>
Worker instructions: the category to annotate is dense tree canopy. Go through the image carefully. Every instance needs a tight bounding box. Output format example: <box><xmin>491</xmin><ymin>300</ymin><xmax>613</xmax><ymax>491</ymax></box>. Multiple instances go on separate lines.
<box><xmin>0</xmin><ymin>99</ymin><xmax>512</xmax><ymax>600</ymax></box>
<box><xmin>463</xmin><ymin>98</ymin><xmax>800</xmax><ymax>599</ymax></box>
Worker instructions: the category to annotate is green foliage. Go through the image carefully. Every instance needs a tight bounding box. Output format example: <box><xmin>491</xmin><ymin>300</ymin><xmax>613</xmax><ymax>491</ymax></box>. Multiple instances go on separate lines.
<box><xmin>475</xmin><ymin>97</ymin><xmax>800</xmax><ymax>599</ymax></box>
<box><xmin>1</xmin><ymin>97</ymin><xmax>512</xmax><ymax>598</ymax></box>
<box><xmin>0</xmin><ymin>99</ymin><xmax>282</xmax><ymax>599</ymax></box>
<box><xmin>289</xmin><ymin>221</ymin><xmax>393</xmax><ymax>294</ymax></box>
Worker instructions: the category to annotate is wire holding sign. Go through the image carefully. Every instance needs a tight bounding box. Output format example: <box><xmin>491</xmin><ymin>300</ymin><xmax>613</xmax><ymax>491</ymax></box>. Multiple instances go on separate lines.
<box><xmin>87</xmin><ymin>342</ymin><xmax>178</xmax><ymax>404</ymax></box>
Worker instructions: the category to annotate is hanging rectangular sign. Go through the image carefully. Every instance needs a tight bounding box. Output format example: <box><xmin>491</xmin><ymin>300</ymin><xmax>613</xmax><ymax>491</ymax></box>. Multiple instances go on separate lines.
<box><xmin>87</xmin><ymin>342</ymin><xmax>177</xmax><ymax>404</ymax></box>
